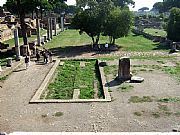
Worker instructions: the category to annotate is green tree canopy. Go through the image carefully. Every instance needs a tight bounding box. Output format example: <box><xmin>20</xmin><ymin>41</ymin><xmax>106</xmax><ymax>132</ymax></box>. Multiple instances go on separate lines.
<box><xmin>103</xmin><ymin>7</ymin><xmax>133</xmax><ymax>44</ymax></box>
<box><xmin>167</xmin><ymin>7</ymin><xmax>180</xmax><ymax>42</ymax></box>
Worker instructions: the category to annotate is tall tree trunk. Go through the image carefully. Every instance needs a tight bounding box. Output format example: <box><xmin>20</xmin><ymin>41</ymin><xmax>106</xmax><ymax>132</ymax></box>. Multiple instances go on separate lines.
<box><xmin>95</xmin><ymin>34</ymin><xmax>100</xmax><ymax>44</ymax></box>
<box><xmin>92</xmin><ymin>37</ymin><xmax>95</xmax><ymax>44</ymax></box>
<box><xmin>112</xmin><ymin>37</ymin><xmax>116</xmax><ymax>45</ymax></box>
<box><xmin>17</xmin><ymin>0</ymin><xmax>28</xmax><ymax>45</ymax></box>
<box><xmin>109</xmin><ymin>36</ymin><xmax>113</xmax><ymax>44</ymax></box>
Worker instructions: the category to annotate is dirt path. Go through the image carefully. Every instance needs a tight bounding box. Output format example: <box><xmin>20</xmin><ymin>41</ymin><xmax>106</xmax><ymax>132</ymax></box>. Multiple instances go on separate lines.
<box><xmin>0</xmin><ymin>52</ymin><xmax>180</xmax><ymax>133</ymax></box>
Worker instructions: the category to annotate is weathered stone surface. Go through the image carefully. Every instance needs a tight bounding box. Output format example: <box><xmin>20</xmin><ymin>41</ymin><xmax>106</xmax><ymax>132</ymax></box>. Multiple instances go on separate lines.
<box><xmin>118</xmin><ymin>57</ymin><xmax>131</xmax><ymax>80</ymax></box>
<box><xmin>131</xmin><ymin>76</ymin><xmax>144</xmax><ymax>83</ymax></box>
<box><xmin>73</xmin><ymin>89</ymin><xmax>80</xmax><ymax>99</ymax></box>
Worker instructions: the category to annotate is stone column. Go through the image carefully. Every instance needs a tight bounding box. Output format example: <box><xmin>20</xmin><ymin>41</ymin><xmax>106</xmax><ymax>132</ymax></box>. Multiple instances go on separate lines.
<box><xmin>14</xmin><ymin>28</ymin><xmax>21</xmax><ymax>61</ymax></box>
<box><xmin>47</xmin><ymin>17</ymin><xmax>51</xmax><ymax>41</ymax></box>
<box><xmin>61</xmin><ymin>16</ymin><xmax>64</xmax><ymax>32</ymax></box>
<box><xmin>118</xmin><ymin>57</ymin><xmax>131</xmax><ymax>80</ymax></box>
<box><xmin>36</xmin><ymin>18</ymin><xmax>41</xmax><ymax>46</ymax></box>
<box><xmin>54</xmin><ymin>17</ymin><xmax>57</xmax><ymax>36</ymax></box>
<box><xmin>50</xmin><ymin>17</ymin><xmax>53</xmax><ymax>39</ymax></box>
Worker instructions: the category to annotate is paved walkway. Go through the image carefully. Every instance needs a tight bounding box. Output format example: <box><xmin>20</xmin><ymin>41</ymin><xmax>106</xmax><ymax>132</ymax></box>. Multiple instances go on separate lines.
<box><xmin>0</xmin><ymin>52</ymin><xmax>180</xmax><ymax>133</ymax></box>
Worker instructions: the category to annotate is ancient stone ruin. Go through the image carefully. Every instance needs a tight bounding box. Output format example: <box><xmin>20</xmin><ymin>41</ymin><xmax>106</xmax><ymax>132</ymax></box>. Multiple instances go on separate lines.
<box><xmin>117</xmin><ymin>57</ymin><xmax>144</xmax><ymax>83</ymax></box>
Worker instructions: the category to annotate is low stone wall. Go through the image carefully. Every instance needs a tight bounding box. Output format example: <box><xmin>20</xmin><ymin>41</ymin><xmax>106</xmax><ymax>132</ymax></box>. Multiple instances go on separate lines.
<box><xmin>0</xmin><ymin>29</ymin><xmax>14</xmax><ymax>42</ymax></box>
<box><xmin>132</xmin><ymin>29</ymin><xmax>167</xmax><ymax>42</ymax></box>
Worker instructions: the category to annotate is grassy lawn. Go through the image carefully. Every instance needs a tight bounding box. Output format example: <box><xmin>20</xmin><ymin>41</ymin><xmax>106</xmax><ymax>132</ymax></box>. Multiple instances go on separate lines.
<box><xmin>43</xmin><ymin>29</ymin><xmax>164</xmax><ymax>52</ymax></box>
<box><xmin>43</xmin><ymin>59</ymin><xmax>103</xmax><ymax>99</ymax></box>
<box><xmin>144</xmin><ymin>28</ymin><xmax>167</xmax><ymax>37</ymax></box>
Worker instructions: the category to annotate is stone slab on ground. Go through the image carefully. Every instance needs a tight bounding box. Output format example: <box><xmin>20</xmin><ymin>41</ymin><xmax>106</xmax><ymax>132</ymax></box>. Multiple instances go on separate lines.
<box><xmin>73</xmin><ymin>89</ymin><xmax>80</xmax><ymax>99</ymax></box>
<box><xmin>131</xmin><ymin>76</ymin><xmax>144</xmax><ymax>83</ymax></box>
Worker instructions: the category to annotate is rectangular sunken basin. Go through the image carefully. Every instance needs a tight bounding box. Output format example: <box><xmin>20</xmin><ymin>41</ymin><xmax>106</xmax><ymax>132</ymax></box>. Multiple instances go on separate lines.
<box><xmin>40</xmin><ymin>59</ymin><xmax>105</xmax><ymax>100</ymax></box>
<box><xmin>30</xmin><ymin>59</ymin><xmax>111</xmax><ymax>103</ymax></box>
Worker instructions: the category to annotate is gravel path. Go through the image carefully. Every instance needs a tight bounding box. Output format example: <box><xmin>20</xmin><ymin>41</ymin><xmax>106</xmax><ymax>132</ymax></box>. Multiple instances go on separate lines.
<box><xmin>0</xmin><ymin>53</ymin><xmax>180</xmax><ymax>133</ymax></box>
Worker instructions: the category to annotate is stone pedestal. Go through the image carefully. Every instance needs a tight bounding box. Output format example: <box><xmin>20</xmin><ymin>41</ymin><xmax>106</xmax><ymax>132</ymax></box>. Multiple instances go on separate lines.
<box><xmin>118</xmin><ymin>57</ymin><xmax>131</xmax><ymax>80</ymax></box>
<box><xmin>14</xmin><ymin>28</ymin><xmax>21</xmax><ymax>61</ymax></box>
<box><xmin>6</xmin><ymin>57</ymin><xmax>12</xmax><ymax>67</ymax></box>
<box><xmin>36</xmin><ymin>19</ymin><xmax>41</xmax><ymax>46</ymax></box>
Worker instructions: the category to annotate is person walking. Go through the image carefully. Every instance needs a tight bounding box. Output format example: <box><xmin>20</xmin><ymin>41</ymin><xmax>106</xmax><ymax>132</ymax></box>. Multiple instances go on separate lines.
<box><xmin>42</xmin><ymin>50</ymin><xmax>48</xmax><ymax>64</ymax></box>
<box><xmin>25</xmin><ymin>55</ymin><xmax>30</xmax><ymax>69</ymax></box>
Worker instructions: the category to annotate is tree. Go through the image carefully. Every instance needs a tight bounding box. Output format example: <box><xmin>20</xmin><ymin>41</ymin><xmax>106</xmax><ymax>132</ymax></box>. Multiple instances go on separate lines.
<box><xmin>167</xmin><ymin>7</ymin><xmax>180</xmax><ymax>42</ymax></box>
<box><xmin>72</xmin><ymin>0</ymin><xmax>113</xmax><ymax>45</ymax></box>
<box><xmin>163</xmin><ymin>0</ymin><xmax>180</xmax><ymax>11</ymax></box>
<box><xmin>112</xmin><ymin>0</ymin><xmax>135</xmax><ymax>7</ymax></box>
<box><xmin>153</xmin><ymin>2</ymin><xmax>164</xmax><ymax>13</ymax></box>
<box><xmin>138</xmin><ymin>7</ymin><xmax>149</xmax><ymax>12</ymax></box>
<box><xmin>103</xmin><ymin>8</ymin><xmax>132</xmax><ymax>44</ymax></box>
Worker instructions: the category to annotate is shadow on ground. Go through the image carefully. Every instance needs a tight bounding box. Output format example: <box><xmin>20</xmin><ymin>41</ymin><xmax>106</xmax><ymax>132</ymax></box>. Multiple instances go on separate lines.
<box><xmin>105</xmin><ymin>78</ymin><xmax>124</xmax><ymax>87</ymax></box>
<box><xmin>152</xmin><ymin>42</ymin><xmax>171</xmax><ymax>50</ymax></box>
<box><xmin>48</xmin><ymin>44</ymin><xmax>120</xmax><ymax>58</ymax></box>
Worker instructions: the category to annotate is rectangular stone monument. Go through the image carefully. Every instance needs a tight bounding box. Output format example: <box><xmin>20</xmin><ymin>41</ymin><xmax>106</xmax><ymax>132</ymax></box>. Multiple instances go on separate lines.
<box><xmin>118</xmin><ymin>57</ymin><xmax>131</xmax><ymax>80</ymax></box>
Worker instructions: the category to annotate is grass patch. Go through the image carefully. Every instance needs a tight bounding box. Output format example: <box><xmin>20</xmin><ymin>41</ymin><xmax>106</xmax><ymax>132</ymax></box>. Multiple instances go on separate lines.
<box><xmin>45</xmin><ymin>60</ymin><xmax>103</xmax><ymax>99</ymax></box>
<box><xmin>174</xmin><ymin>112</ymin><xmax>180</xmax><ymax>117</ymax></box>
<box><xmin>118</xmin><ymin>84</ymin><xmax>134</xmax><ymax>92</ymax></box>
<box><xmin>42</xmin><ymin>29</ymin><xmax>166</xmax><ymax>52</ymax></box>
<box><xmin>144</xmin><ymin>28</ymin><xmax>167</xmax><ymax>37</ymax></box>
<box><xmin>158</xmin><ymin>97</ymin><xmax>180</xmax><ymax>103</ymax></box>
<box><xmin>0</xmin><ymin>75</ymin><xmax>8</xmax><ymax>81</ymax></box>
<box><xmin>158</xmin><ymin>104</ymin><xmax>170</xmax><ymax>112</ymax></box>
<box><xmin>53</xmin><ymin>112</ymin><xmax>63</xmax><ymax>117</ymax></box>
<box><xmin>103</xmin><ymin>65</ymin><xmax>117</xmax><ymax>77</ymax></box>
<box><xmin>152</xmin><ymin>112</ymin><xmax>160</xmax><ymax>118</ymax></box>
<box><xmin>134</xmin><ymin>111</ymin><xmax>142</xmax><ymax>116</ymax></box>
<box><xmin>129</xmin><ymin>96</ymin><xmax>153</xmax><ymax>103</ymax></box>
<box><xmin>41</xmin><ymin>114</ymin><xmax>48</xmax><ymax>118</ymax></box>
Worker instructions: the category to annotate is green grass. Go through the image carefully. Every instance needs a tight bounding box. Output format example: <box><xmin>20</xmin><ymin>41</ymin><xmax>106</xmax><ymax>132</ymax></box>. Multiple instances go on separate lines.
<box><xmin>45</xmin><ymin>60</ymin><xmax>103</xmax><ymax>99</ymax></box>
<box><xmin>144</xmin><ymin>28</ymin><xmax>167</xmax><ymax>37</ymax></box>
<box><xmin>158</xmin><ymin>97</ymin><xmax>180</xmax><ymax>103</ymax></box>
<box><xmin>133</xmin><ymin>111</ymin><xmax>142</xmax><ymax>116</ymax></box>
<box><xmin>103</xmin><ymin>65</ymin><xmax>117</xmax><ymax>77</ymax></box>
<box><xmin>118</xmin><ymin>84</ymin><xmax>134</xmax><ymax>92</ymax></box>
<box><xmin>152</xmin><ymin>112</ymin><xmax>160</xmax><ymax>118</ymax></box>
<box><xmin>53</xmin><ymin>112</ymin><xmax>63</xmax><ymax>117</ymax></box>
<box><xmin>43</xmin><ymin>29</ymin><xmax>164</xmax><ymax>52</ymax></box>
<box><xmin>129</xmin><ymin>96</ymin><xmax>153</xmax><ymax>103</ymax></box>
<box><xmin>163</xmin><ymin>64</ymin><xmax>180</xmax><ymax>82</ymax></box>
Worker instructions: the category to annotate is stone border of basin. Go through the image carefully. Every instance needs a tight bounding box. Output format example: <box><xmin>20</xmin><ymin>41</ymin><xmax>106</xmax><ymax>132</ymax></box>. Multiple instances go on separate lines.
<box><xmin>30</xmin><ymin>59</ymin><xmax>111</xmax><ymax>103</ymax></box>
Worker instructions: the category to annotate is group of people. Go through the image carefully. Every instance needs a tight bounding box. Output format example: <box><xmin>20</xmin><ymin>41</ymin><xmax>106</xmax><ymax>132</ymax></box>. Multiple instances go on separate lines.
<box><xmin>24</xmin><ymin>48</ymin><xmax>53</xmax><ymax>69</ymax></box>
<box><xmin>36</xmin><ymin>48</ymin><xmax>53</xmax><ymax>64</ymax></box>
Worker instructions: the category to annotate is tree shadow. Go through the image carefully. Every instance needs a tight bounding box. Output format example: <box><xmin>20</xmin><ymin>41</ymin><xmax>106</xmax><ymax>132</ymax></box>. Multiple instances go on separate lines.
<box><xmin>152</xmin><ymin>42</ymin><xmax>171</xmax><ymax>50</ymax></box>
<box><xmin>48</xmin><ymin>44</ymin><xmax>120</xmax><ymax>58</ymax></box>
<box><xmin>105</xmin><ymin>78</ymin><xmax>124</xmax><ymax>87</ymax></box>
